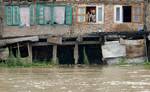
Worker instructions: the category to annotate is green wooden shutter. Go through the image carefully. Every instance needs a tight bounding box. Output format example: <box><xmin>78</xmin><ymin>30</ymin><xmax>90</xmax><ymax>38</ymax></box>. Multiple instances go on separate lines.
<box><xmin>37</xmin><ymin>4</ymin><xmax>45</xmax><ymax>24</ymax></box>
<box><xmin>12</xmin><ymin>6</ymin><xmax>20</xmax><ymax>25</ymax></box>
<box><xmin>30</xmin><ymin>4</ymin><xmax>35</xmax><ymax>25</ymax></box>
<box><xmin>51</xmin><ymin>5</ymin><xmax>54</xmax><ymax>25</ymax></box>
<box><xmin>65</xmin><ymin>5</ymin><xmax>72</xmax><ymax>25</ymax></box>
<box><xmin>5</xmin><ymin>6</ymin><xmax>13</xmax><ymax>25</ymax></box>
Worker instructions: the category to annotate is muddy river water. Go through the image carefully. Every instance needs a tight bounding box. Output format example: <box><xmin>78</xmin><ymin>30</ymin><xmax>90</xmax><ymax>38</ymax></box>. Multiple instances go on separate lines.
<box><xmin>0</xmin><ymin>65</ymin><xmax>150</xmax><ymax>92</ymax></box>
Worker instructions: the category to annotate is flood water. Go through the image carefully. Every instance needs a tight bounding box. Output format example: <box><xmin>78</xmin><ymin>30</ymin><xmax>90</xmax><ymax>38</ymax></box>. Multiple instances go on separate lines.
<box><xmin>0</xmin><ymin>65</ymin><xmax>150</xmax><ymax>92</ymax></box>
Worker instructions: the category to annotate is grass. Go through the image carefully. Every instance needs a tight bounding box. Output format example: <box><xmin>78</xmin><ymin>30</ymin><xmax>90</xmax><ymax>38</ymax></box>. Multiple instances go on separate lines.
<box><xmin>117</xmin><ymin>57</ymin><xmax>128</xmax><ymax>65</ymax></box>
<box><xmin>142</xmin><ymin>60</ymin><xmax>150</xmax><ymax>69</ymax></box>
<box><xmin>0</xmin><ymin>49</ymin><xmax>55</xmax><ymax>68</ymax></box>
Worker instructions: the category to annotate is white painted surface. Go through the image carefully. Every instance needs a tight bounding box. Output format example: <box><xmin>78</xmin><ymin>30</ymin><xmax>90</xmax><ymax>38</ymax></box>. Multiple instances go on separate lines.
<box><xmin>102</xmin><ymin>41</ymin><xmax>126</xmax><ymax>58</ymax></box>
<box><xmin>20</xmin><ymin>7</ymin><xmax>30</xmax><ymax>27</ymax></box>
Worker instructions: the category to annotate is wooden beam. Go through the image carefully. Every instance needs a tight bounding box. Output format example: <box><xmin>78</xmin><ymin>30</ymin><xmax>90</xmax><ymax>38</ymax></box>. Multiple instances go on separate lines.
<box><xmin>27</xmin><ymin>42</ymin><xmax>32</xmax><ymax>63</ymax></box>
<box><xmin>0</xmin><ymin>36</ymin><xmax>39</xmax><ymax>47</ymax></box>
<box><xmin>32</xmin><ymin>41</ymin><xmax>101</xmax><ymax>46</ymax></box>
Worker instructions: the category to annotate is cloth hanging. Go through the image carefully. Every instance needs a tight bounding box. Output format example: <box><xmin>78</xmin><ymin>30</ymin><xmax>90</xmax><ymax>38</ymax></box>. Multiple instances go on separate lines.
<box><xmin>20</xmin><ymin>7</ymin><xmax>30</xmax><ymax>27</ymax></box>
<box><xmin>54</xmin><ymin>7</ymin><xmax>65</xmax><ymax>24</ymax></box>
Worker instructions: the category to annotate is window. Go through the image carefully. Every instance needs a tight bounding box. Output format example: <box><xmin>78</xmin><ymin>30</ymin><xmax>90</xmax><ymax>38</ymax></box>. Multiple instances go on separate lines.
<box><xmin>5</xmin><ymin>5</ymin><xmax>34</xmax><ymax>26</ymax></box>
<box><xmin>5</xmin><ymin>4</ymin><xmax>73</xmax><ymax>26</ymax></box>
<box><xmin>20</xmin><ymin>7</ymin><xmax>30</xmax><ymax>27</ymax></box>
<box><xmin>5</xmin><ymin>5</ymin><xmax>20</xmax><ymax>26</ymax></box>
<box><xmin>77</xmin><ymin>5</ymin><xmax>104</xmax><ymax>24</ymax></box>
<box><xmin>132</xmin><ymin>6</ymin><xmax>143</xmax><ymax>23</ymax></box>
<box><xmin>36</xmin><ymin>4</ymin><xmax>46</xmax><ymax>24</ymax></box>
<box><xmin>114</xmin><ymin>5</ymin><xmax>123</xmax><ymax>23</ymax></box>
<box><xmin>36</xmin><ymin>4</ymin><xmax>72</xmax><ymax>25</ymax></box>
<box><xmin>77</xmin><ymin>7</ymin><xmax>86</xmax><ymax>22</ymax></box>
<box><xmin>53</xmin><ymin>6</ymin><xmax>65</xmax><ymax>24</ymax></box>
<box><xmin>123</xmin><ymin>6</ymin><xmax>132</xmax><ymax>22</ymax></box>
<box><xmin>97</xmin><ymin>5</ymin><xmax>104</xmax><ymax>23</ymax></box>
<box><xmin>114</xmin><ymin>5</ymin><xmax>143</xmax><ymax>23</ymax></box>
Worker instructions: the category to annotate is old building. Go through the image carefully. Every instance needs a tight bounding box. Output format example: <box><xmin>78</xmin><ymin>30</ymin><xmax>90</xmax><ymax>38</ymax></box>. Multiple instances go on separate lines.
<box><xmin>0</xmin><ymin>0</ymin><xmax>147</xmax><ymax>64</ymax></box>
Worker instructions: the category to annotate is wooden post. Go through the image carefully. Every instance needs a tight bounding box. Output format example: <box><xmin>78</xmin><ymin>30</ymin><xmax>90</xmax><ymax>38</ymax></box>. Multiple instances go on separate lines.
<box><xmin>52</xmin><ymin>45</ymin><xmax>58</xmax><ymax>64</ymax></box>
<box><xmin>144</xmin><ymin>0</ymin><xmax>149</xmax><ymax>62</ymax></box>
<box><xmin>74</xmin><ymin>43</ymin><xmax>79</xmax><ymax>64</ymax></box>
<box><xmin>27</xmin><ymin>42</ymin><xmax>32</xmax><ymax>63</ymax></box>
<box><xmin>17</xmin><ymin>43</ymin><xmax>20</xmax><ymax>57</ymax></box>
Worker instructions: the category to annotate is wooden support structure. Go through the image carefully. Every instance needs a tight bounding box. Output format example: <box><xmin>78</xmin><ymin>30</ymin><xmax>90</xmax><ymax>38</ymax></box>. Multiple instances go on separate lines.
<box><xmin>17</xmin><ymin>43</ymin><xmax>20</xmax><ymax>56</ymax></box>
<box><xmin>52</xmin><ymin>45</ymin><xmax>58</xmax><ymax>64</ymax></box>
<box><xmin>74</xmin><ymin>43</ymin><xmax>79</xmax><ymax>64</ymax></box>
<box><xmin>27</xmin><ymin>42</ymin><xmax>32</xmax><ymax>63</ymax></box>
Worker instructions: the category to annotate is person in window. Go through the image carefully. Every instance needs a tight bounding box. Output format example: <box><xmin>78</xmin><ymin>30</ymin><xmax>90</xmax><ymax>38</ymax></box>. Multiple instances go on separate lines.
<box><xmin>89</xmin><ymin>9</ymin><xmax>96</xmax><ymax>23</ymax></box>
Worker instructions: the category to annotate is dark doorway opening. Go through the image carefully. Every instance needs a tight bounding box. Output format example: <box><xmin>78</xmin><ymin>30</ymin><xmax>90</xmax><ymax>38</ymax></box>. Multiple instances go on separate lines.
<box><xmin>32</xmin><ymin>45</ymin><xmax>53</xmax><ymax>63</ymax></box>
<box><xmin>57</xmin><ymin>45</ymin><xmax>74</xmax><ymax>64</ymax></box>
<box><xmin>78</xmin><ymin>44</ymin><xmax>103</xmax><ymax>64</ymax></box>
<box><xmin>123</xmin><ymin>6</ymin><xmax>132</xmax><ymax>22</ymax></box>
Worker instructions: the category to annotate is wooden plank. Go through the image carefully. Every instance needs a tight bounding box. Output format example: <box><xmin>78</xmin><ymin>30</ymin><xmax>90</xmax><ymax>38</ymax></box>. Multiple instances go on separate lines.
<box><xmin>120</xmin><ymin>39</ymin><xmax>145</xmax><ymax>58</ymax></box>
<box><xmin>0</xmin><ymin>36</ymin><xmax>39</xmax><ymax>47</ymax></box>
<box><xmin>126</xmin><ymin>45</ymin><xmax>145</xmax><ymax>58</ymax></box>
<box><xmin>47</xmin><ymin>36</ymin><xmax>62</xmax><ymax>44</ymax></box>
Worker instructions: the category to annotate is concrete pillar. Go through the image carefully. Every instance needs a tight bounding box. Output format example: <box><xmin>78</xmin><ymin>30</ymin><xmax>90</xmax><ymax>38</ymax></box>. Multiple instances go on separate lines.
<box><xmin>74</xmin><ymin>44</ymin><xmax>79</xmax><ymax>64</ymax></box>
<box><xmin>52</xmin><ymin>45</ymin><xmax>58</xmax><ymax>64</ymax></box>
<box><xmin>27</xmin><ymin>42</ymin><xmax>32</xmax><ymax>63</ymax></box>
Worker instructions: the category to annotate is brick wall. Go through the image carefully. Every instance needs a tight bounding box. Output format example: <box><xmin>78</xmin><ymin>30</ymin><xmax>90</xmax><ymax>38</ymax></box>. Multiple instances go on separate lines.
<box><xmin>2</xmin><ymin>2</ymin><xmax>145</xmax><ymax>38</ymax></box>
<box><xmin>104</xmin><ymin>4</ymin><xmax>114</xmax><ymax>32</ymax></box>
<box><xmin>104</xmin><ymin>4</ymin><xmax>144</xmax><ymax>32</ymax></box>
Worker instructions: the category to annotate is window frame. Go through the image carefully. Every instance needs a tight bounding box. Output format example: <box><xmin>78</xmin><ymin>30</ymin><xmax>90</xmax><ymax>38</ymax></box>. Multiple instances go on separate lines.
<box><xmin>114</xmin><ymin>5</ymin><xmax>123</xmax><ymax>24</ymax></box>
<box><xmin>132</xmin><ymin>5</ymin><xmax>143</xmax><ymax>23</ymax></box>
<box><xmin>5</xmin><ymin>5</ymin><xmax>20</xmax><ymax>26</ymax></box>
<box><xmin>77</xmin><ymin>4</ymin><xmax>104</xmax><ymax>24</ymax></box>
<box><xmin>36</xmin><ymin>4</ymin><xmax>72</xmax><ymax>25</ymax></box>
<box><xmin>96</xmin><ymin>5</ymin><xmax>104</xmax><ymax>24</ymax></box>
<box><xmin>114</xmin><ymin>4</ymin><xmax>143</xmax><ymax>24</ymax></box>
<box><xmin>77</xmin><ymin>5</ymin><xmax>86</xmax><ymax>23</ymax></box>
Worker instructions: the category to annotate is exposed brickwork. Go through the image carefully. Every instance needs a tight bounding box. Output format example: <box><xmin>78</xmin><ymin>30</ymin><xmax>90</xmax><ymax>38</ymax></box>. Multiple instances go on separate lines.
<box><xmin>104</xmin><ymin>3</ymin><xmax>144</xmax><ymax>32</ymax></box>
<box><xmin>1</xmin><ymin>1</ymin><xmax>145</xmax><ymax>38</ymax></box>
<box><xmin>104</xmin><ymin>4</ymin><xmax>114</xmax><ymax>32</ymax></box>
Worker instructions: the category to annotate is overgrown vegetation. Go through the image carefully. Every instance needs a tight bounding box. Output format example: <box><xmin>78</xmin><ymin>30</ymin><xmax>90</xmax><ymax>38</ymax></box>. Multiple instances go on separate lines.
<box><xmin>0</xmin><ymin>49</ymin><xmax>54</xmax><ymax>68</ymax></box>
<box><xmin>142</xmin><ymin>60</ymin><xmax>150</xmax><ymax>69</ymax></box>
<box><xmin>83</xmin><ymin>48</ymin><xmax>89</xmax><ymax>65</ymax></box>
<box><xmin>117</xmin><ymin>57</ymin><xmax>128</xmax><ymax>65</ymax></box>
<box><xmin>50</xmin><ymin>57</ymin><xmax>59</xmax><ymax>65</ymax></box>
